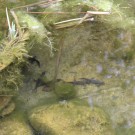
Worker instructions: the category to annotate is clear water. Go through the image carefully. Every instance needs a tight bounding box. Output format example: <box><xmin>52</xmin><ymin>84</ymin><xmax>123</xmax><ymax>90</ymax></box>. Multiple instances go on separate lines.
<box><xmin>1</xmin><ymin>0</ymin><xmax>135</xmax><ymax>135</ymax></box>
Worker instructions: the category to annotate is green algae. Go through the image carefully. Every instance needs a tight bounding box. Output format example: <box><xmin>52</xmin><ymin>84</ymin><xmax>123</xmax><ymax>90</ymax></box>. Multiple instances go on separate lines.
<box><xmin>15</xmin><ymin>11</ymin><xmax>55</xmax><ymax>56</ymax></box>
<box><xmin>0</xmin><ymin>117</ymin><xmax>33</xmax><ymax>135</ymax></box>
<box><xmin>0</xmin><ymin>37</ymin><xmax>29</xmax><ymax>94</ymax></box>
<box><xmin>29</xmin><ymin>100</ymin><xmax>114</xmax><ymax>135</ymax></box>
<box><xmin>54</xmin><ymin>80</ymin><xmax>77</xmax><ymax>100</ymax></box>
<box><xmin>16</xmin><ymin>11</ymin><xmax>47</xmax><ymax>39</ymax></box>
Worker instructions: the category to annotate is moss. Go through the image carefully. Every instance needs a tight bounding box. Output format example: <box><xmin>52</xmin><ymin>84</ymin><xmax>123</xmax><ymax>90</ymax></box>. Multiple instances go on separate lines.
<box><xmin>0</xmin><ymin>24</ymin><xmax>30</xmax><ymax>95</ymax></box>
<box><xmin>54</xmin><ymin>81</ymin><xmax>76</xmax><ymax>100</ymax></box>
<box><xmin>0</xmin><ymin>33</ymin><xmax>29</xmax><ymax>94</ymax></box>
<box><xmin>0</xmin><ymin>63</ymin><xmax>24</xmax><ymax>94</ymax></box>
<box><xmin>39</xmin><ymin>0</ymin><xmax>80</xmax><ymax>26</ymax></box>
<box><xmin>29</xmin><ymin>100</ymin><xmax>114</xmax><ymax>135</ymax></box>
<box><xmin>15</xmin><ymin>11</ymin><xmax>47</xmax><ymax>41</ymax></box>
<box><xmin>0</xmin><ymin>118</ymin><xmax>33</xmax><ymax>135</ymax></box>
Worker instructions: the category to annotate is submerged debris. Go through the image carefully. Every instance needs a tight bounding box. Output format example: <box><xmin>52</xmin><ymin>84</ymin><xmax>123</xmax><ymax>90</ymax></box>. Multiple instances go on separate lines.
<box><xmin>54</xmin><ymin>17</ymin><xmax>94</xmax><ymax>29</ymax></box>
<box><xmin>0</xmin><ymin>102</ymin><xmax>15</xmax><ymax>118</ymax></box>
<box><xmin>69</xmin><ymin>78</ymin><xmax>105</xmax><ymax>86</ymax></box>
<box><xmin>33</xmin><ymin>71</ymin><xmax>47</xmax><ymax>92</ymax></box>
<box><xmin>0</xmin><ymin>96</ymin><xmax>15</xmax><ymax>118</ymax></box>
<box><xmin>26</xmin><ymin>55</ymin><xmax>40</xmax><ymax>67</ymax></box>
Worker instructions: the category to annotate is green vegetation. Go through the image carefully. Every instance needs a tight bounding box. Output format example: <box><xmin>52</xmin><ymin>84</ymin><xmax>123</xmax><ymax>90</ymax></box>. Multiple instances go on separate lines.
<box><xmin>0</xmin><ymin>3</ymin><xmax>54</xmax><ymax>95</ymax></box>
<box><xmin>29</xmin><ymin>100</ymin><xmax>114</xmax><ymax>135</ymax></box>
<box><xmin>0</xmin><ymin>31</ymin><xmax>29</xmax><ymax>94</ymax></box>
<box><xmin>0</xmin><ymin>117</ymin><xmax>32</xmax><ymax>135</ymax></box>
<box><xmin>54</xmin><ymin>81</ymin><xmax>77</xmax><ymax>100</ymax></box>
<box><xmin>1</xmin><ymin>1</ymin><xmax>135</xmax><ymax>135</ymax></box>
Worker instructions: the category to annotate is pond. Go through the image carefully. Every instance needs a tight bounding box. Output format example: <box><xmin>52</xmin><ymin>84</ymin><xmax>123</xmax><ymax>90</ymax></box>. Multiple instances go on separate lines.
<box><xmin>0</xmin><ymin>0</ymin><xmax>135</xmax><ymax>135</ymax></box>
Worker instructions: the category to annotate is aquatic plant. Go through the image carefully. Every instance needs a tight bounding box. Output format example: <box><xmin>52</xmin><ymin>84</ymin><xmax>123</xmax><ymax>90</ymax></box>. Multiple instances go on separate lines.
<box><xmin>0</xmin><ymin>31</ymin><xmax>29</xmax><ymax>71</ymax></box>
<box><xmin>54</xmin><ymin>81</ymin><xmax>77</xmax><ymax>100</ymax></box>
<box><xmin>0</xmin><ymin>9</ymin><xmax>30</xmax><ymax>94</ymax></box>
<box><xmin>15</xmin><ymin>11</ymin><xmax>55</xmax><ymax>56</ymax></box>
<box><xmin>38</xmin><ymin>0</ymin><xmax>135</xmax><ymax>32</ymax></box>
<box><xmin>92</xmin><ymin>0</ymin><xmax>113</xmax><ymax>11</ymax></box>
<box><xmin>0</xmin><ymin>65</ymin><xmax>23</xmax><ymax>93</ymax></box>
<box><xmin>0</xmin><ymin>37</ymin><xmax>28</xmax><ymax>94</ymax></box>
<box><xmin>6</xmin><ymin>8</ymin><xmax>17</xmax><ymax>40</ymax></box>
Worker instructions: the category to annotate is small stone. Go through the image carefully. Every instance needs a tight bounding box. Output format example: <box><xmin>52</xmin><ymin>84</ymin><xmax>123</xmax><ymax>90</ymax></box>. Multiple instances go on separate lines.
<box><xmin>0</xmin><ymin>102</ymin><xmax>15</xmax><ymax>117</ymax></box>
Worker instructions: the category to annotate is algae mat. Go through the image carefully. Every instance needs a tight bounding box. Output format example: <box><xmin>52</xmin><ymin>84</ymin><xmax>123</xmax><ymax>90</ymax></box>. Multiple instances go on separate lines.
<box><xmin>29</xmin><ymin>101</ymin><xmax>115</xmax><ymax>135</ymax></box>
<box><xmin>0</xmin><ymin>118</ymin><xmax>33</xmax><ymax>135</ymax></box>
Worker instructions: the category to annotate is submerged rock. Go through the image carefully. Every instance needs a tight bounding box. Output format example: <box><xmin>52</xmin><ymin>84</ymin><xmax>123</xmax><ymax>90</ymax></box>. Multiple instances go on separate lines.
<box><xmin>0</xmin><ymin>96</ymin><xmax>12</xmax><ymax>111</ymax></box>
<box><xmin>0</xmin><ymin>96</ymin><xmax>15</xmax><ymax>118</ymax></box>
<box><xmin>54</xmin><ymin>80</ymin><xmax>77</xmax><ymax>100</ymax></box>
<box><xmin>0</xmin><ymin>102</ymin><xmax>15</xmax><ymax>118</ymax></box>
<box><xmin>29</xmin><ymin>100</ymin><xmax>114</xmax><ymax>135</ymax></box>
<box><xmin>0</xmin><ymin>118</ymin><xmax>33</xmax><ymax>135</ymax></box>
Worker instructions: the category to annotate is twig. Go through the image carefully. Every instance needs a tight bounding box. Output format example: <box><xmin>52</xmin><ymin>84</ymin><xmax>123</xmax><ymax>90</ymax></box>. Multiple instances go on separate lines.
<box><xmin>52</xmin><ymin>11</ymin><xmax>110</xmax><ymax>29</ymax></box>
<box><xmin>54</xmin><ymin>17</ymin><xmax>94</xmax><ymax>29</ymax></box>
<box><xmin>53</xmin><ymin>34</ymin><xmax>65</xmax><ymax>89</ymax></box>
<box><xmin>38</xmin><ymin>0</ymin><xmax>63</xmax><ymax>8</ymax></box>
<box><xmin>78</xmin><ymin>11</ymin><xmax>111</xmax><ymax>24</ymax></box>
<box><xmin>87</xmin><ymin>11</ymin><xmax>111</xmax><ymax>15</ymax></box>
<box><xmin>27</xmin><ymin>11</ymin><xmax>87</xmax><ymax>14</ymax></box>
<box><xmin>11</xmin><ymin>0</ymin><xmax>63</xmax><ymax>10</ymax></box>
<box><xmin>6</xmin><ymin>8</ymin><xmax>11</xmax><ymax>33</ymax></box>
<box><xmin>0</xmin><ymin>95</ymin><xmax>14</xmax><ymax>96</ymax></box>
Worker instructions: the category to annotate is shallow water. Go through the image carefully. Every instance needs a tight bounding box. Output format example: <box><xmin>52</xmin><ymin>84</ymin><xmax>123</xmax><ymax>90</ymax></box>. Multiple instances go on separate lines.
<box><xmin>1</xmin><ymin>0</ymin><xmax>135</xmax><ymax>135</ymax></box>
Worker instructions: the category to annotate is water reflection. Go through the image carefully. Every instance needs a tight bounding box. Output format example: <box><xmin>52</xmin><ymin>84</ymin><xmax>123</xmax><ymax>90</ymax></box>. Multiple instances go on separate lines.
<box><xmin>88</xmin><ymin>96</ymin><xmax>93</xmax><ymax>109</ymax></box>
<box><xmin>96</xmin><ymin>63</ymin><xmax>103</xmax><ymax>73</ymax></box>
